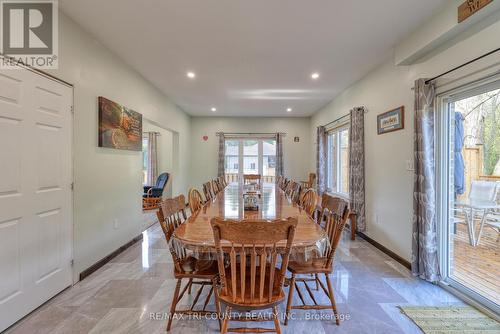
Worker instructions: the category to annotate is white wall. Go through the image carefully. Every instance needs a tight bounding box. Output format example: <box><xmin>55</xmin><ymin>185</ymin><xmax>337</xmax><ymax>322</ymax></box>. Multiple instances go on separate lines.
<box><xmin>189</xmin><ymin>117</ymin><xmax>312</xmax><ymax>189</ymax></box>
<box><xmin>310</xmin><ymin>17</ymin><xmax>500</xmax><ymax>261</ymax></box>
<box><xmin>46</xmin><ymin>13</ymin><xmax>191</xmax><ymax>281</ymax></box>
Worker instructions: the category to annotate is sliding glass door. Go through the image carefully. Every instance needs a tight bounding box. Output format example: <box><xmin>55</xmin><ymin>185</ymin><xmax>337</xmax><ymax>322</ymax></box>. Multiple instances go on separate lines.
<box><xmin>224</xmin><ymin>137</ymin><xmax>277</xmax><ymax>183</ymax></box>
<box><xmin>437</xmin><ymin>79</ymin><xmax>500</xmax><ymax>313</ymax></box>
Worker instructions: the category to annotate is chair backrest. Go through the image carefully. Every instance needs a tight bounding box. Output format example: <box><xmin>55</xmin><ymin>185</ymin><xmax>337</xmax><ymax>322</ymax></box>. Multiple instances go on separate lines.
<box><xmin>203</xmin><ymin>182</ymin><xmax>213</xmax><ymax>201</ymax></box>
<box><xmin>219</xmin><ymin>176</ymin><xmax>227</xmax><ymax>187</ymax></box>
<box><xmin>308</xmin><ymin>173</ymin><xmax>317</xmax><ymax>188</ymax></box>
<box><xmin>211</xmin><ymin>217</ymin><xmax>297</xmax><ymax>305</ymax></box>
<box><xmin>243</xmin><ymin>174</ymin><xmax>262</xmax><ymax>188</ymax></box>
<box><xmin>300</xmin><ymin>188</ymin><xmax>318</xmax><ymax>217</ymax></box>
<box><xmin>155</xmin><ymin>172</ymin><xmax>170</xmax><ymax>189</ymax></box>
<box><xmin>188</xmin><ymin>188</ymin><xmax>204</xmax><ymax>213</ymax></box>
<box><xmin>469</xmin><ymin>181</ymin><xmax>499</xmax><ymax>201</ymax></box>
<box><xmin>212</xmin><ymin>179</ymin><xmax>221</xmax><ymax>194</ymax></box>
<box><xmin>318</xmin><ymin>194</ymin><xmax>350</xmax><ymax>268</ymax></box>
<box><xmin>159</xmin><ymin>195</ymin><xmax>188</xmax><ymax>272</ymax></box>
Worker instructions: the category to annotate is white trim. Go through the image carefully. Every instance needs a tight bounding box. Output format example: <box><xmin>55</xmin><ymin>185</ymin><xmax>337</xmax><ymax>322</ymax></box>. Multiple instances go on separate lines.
<box><xmin>435</xmin><ymin>74</ymin><xmax>500</xmax><ymax>315</ymax></box>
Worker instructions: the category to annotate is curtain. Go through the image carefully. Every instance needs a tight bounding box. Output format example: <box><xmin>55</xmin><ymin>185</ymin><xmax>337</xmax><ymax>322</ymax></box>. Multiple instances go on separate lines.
<box><xmin>217</xmin><ymin>133</ymin><xmax>225</xmax><ymax>177</ymax></box>
<box><xmin>316</xmin><ymin>126</ymin><xmax>327</xmax><ymax>194</ymax></box>
<box><xmin>276</xmin><ymin>133</ymin><xmax>284</xmax><ymax>177</ymax></box>
<box><xmin>349</xmin><ymin>107</ymin><xmax>366</xmax><ymax>232</ymax></box>
<box><xmin>146</xmin><ymin>132</ymin><xmax>159</xmax><ymax>186</ymax></box>
<box><xmin>412</xmin><ymin>78</ymin><xmax>440</xmax><ymax>282</ymax></box>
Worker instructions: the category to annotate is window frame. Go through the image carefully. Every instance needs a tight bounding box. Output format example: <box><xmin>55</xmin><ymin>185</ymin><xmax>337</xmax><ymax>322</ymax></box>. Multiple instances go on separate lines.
<box><xmin>224</xmin><ymin>137</ymin><xmax>277</xmax><ymax>178</ymax></box>
<box><xmin>326</xmin><ymin>124</ymin><xmax>350</xmax><ymax>195</ymax></box>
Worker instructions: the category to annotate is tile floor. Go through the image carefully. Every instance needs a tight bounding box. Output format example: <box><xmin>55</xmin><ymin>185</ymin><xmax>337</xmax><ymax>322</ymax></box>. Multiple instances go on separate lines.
<box><xmin>5</xmin><ymin>223</ymin><xmax>464</xmax><ymax>334</ymax></box>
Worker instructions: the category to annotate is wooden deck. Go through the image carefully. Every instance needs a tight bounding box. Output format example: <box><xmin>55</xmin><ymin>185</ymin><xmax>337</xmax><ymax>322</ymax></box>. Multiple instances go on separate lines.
<box><xmin>451</xmin><ymin>223</ymin><xmax>500</xmax><ymax>305</ymax></box>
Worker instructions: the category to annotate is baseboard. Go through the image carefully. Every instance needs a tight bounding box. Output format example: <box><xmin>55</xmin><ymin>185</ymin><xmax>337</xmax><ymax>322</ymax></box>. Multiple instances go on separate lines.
<box><xmin>357</xmin><ymin>232</ymin><xmax>411</xmax><ymax>270</ymax></box>
<box><xmin>79</xmin><ymin>233</ymin><xmax>143</xmax><ymax>281</ymax></box>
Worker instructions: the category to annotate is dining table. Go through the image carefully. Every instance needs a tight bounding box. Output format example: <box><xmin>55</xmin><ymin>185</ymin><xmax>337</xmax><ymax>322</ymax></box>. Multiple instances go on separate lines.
<box><xmin>174</xmin><ymin>182</ymin><xmax>328</xmax><ymax>256</ymax></box>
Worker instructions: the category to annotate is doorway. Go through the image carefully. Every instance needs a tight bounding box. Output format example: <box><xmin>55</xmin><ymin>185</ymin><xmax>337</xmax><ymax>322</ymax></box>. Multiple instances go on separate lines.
<box><xmin>437</xmin><ymin>78</ymin><xmax>500</xmax><ymax>313</ymax></box>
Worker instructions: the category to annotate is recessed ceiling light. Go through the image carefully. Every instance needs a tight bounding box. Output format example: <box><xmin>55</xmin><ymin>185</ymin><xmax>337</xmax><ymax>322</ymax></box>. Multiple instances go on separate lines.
<box><xmin>311</xmin><ymin>72</ymin><xmax>320</xmax><ymax>80</ymax></box>
<box><xmin>211</xmin><ymin>107</ymin><xmax>217</xmax><ymax>112</ymax></box>
<box><xmin>187</xmin><ymin>71</ymin><xmax>196</xmax><ymax>79</ymax></box>
<box><xmin>286</xmin><ymin>108</ymin><xmax>292</xmax><ymax>112</ymax></box>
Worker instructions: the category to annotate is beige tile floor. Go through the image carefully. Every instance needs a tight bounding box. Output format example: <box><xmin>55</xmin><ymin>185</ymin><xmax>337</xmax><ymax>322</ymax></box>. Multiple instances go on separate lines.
<box><xmin>5</xmin><ymin>223</ymin><xmax>464</xmax><ymax>334</ymax></box>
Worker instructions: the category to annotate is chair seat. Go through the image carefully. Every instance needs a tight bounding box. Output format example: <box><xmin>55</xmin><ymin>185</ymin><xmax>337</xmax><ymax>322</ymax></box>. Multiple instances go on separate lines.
<box><xmin>174</xmin><ymin>256</ymin><xmax>219</xmax><ymax>279</ymax></box>
<box><xmin>218</xmin><ymin>265</ymin><xmax>285</xmax><ymax>309</ymax></box>
<box><xmin>288</xmin><ymin>257</ymin><xmax>330</xmax><ymax>274</ymax></box>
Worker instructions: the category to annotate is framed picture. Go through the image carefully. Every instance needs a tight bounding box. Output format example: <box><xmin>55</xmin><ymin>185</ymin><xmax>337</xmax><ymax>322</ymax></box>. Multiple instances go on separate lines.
<box><xmin>377</xmin><ymin>106</ymin><xmax>404</xmax><ymax>135</ymax></box>
<box><xmin>98</xmin><ymin>96</ymin><xmax>142</xmax><ymax>151</ymax></box>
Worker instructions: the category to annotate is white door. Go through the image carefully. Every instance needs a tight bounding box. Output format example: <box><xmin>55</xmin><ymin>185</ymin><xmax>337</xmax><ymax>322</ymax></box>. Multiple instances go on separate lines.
<box><xmin>0</xmin><ymin>65</ymin><xmax>73</xmax><ymax>332</ymax></box>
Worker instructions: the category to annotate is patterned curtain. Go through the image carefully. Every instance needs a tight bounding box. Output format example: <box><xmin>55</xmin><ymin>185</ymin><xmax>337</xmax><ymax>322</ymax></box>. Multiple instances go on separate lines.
<box><xmin>217</xmin><ymin>133</ymin><xmax>225</xmax><ymax>177</ymax></box>
<box><xmin>349</xmin><ymin>107</ymin><xmax>366</xmax><ymax>232</ymax></box>
<box><xmin>316</xmin><ymin>126</ymin><xmax>327</xmax><ymax>194</ymax></box>
<box><xmin>146</xmin><ymin>132</ymin><xmax>158</xmax><ymax>186</ymax></box>
<box><xmin>412</xmin><ymin>78</ymin><xmax>440</xmax><ymax>282</ymax></box>
<box><xmin>276</xmin><ymin>133</ymin><xmax>284</xmax><ymax>177</ymax></box>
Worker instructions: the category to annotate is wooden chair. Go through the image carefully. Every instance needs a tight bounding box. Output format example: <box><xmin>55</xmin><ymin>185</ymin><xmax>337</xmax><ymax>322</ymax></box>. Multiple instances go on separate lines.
<box><xmin>281</xmin><ymin>178</ymin><xmax>290</xmax><ymax>191</ymax></box>
<box><xmin>158</xmin><ymin>196</ymin><xmax>220</xmax><ymax>331</ymax></box>
<box><xmin>212</xmin><ymin>179</ymin><xmax>221</xmax><ymax>194</ymax></box>
<box><xmin>243</xmin><ymin>174</ymin><xmax>262</xmax><ymax>189</ymax></box>
<box><xmin>211</xmin><ymin>217</ymin><xmax>298</xmax><ymax>334</ymax></box>
<box><xmin>299</xmin><ymin>188</ymin><xmax>318</xmax><ymax>217</ymax></box>
<box><xmin>284</xmin><ymin>194</ymin><xmax>350</xmax><ymax>326</ymax></box>
<box><xmin>285</xmin><ymin>181</ymin><xmax>301</xmax><ymax>203</ymax></box>
<box><xmin>203</xmin><ymin>181</ymin><xmax>214</xmax><ymax>201</ymax></box>
<box><xmin>188</xmin><ymin>188</ymin><xmax>204</xmax><ymax>213</ymax></box>
<box><xmin>300</xmin><ymin>173</ymin><xmax>317</xmax><ymax>190</ymax></box>
<box><xmin>219</xmin><ymin>176</ymin><xmax>227</xmax><ymax>188</ymax></box>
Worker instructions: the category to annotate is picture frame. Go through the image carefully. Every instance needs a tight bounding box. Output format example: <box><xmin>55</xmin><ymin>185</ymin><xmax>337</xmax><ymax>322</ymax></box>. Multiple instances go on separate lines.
<box><xmin>98</xmin><ymin>96</ymin><xmax>143</xmax><ymax>151</ymax></box>
<box><xmin>377</xmin><ymin>106</ymin><xmax>404</xmax><ymax>135</ymax></box>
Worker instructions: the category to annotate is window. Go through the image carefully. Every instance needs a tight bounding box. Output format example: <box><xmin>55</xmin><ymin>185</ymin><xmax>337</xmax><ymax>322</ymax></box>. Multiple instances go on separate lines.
<box><xmin>142</xmin><ymin>136</ymin><xmax>149</xmax><ymax>185</ymax></box>
<box><xmin>326</xmin><ymin>126</ymin><xmax>349</xmax><ymax>194</ymax></box>
<box><xmin>225</xmin><ymin>140</ymin><xmax>239</xmax><ymax>174</ymax></box>
<box><xmin>224</xmin><ymin>137</ymin><xmax>277</xmax><ymax>180</ymax></box>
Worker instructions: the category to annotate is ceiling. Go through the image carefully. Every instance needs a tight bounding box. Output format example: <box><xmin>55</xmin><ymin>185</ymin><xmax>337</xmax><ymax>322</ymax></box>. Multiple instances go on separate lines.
<box><xmin>60</xmin><ymin>0</ymin><xmax>447</xmax><ymax>117</ymax></box>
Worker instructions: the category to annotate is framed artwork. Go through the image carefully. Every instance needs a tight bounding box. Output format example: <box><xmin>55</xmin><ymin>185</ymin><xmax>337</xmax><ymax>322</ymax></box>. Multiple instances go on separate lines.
<box><xmin>377</xmin><ymin>106</ymin><xmax>404</xmax><ymax>135</ymax></box>
<box><xmin>98</xmin><ymin>96</ymin><xmax>142</xmax><ymax>151</ymax></box>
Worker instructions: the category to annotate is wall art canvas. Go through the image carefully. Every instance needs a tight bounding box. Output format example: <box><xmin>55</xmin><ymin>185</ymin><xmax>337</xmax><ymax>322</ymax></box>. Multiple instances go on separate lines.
<box><xmin>98</xmin><ymin>96</ymin><xmax>142</xmax><ymax>151</ymax></box>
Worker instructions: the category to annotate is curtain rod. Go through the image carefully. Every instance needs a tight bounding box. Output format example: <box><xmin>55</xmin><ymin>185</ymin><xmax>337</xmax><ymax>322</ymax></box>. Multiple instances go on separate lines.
<box><xmin>425</xmin><ymin>47</ymin><xmax>500</xmax><ymax>85</ymax></box>
<box><xmin>216</xmin><ymin>132</ymin><xmax>286</xmax><ymax>136</ymax></box>
<box><xmin>323</xmin><ymin>113</ymin><xmax>350</xmax><ymax>128</ymax></box>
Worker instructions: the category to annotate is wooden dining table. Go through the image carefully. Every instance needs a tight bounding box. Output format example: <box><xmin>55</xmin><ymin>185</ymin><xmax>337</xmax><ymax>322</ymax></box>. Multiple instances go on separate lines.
<box><xmin>174</xmin><ymin>182</ymin><xmax>327</xmax><ymax>251</ymax></box>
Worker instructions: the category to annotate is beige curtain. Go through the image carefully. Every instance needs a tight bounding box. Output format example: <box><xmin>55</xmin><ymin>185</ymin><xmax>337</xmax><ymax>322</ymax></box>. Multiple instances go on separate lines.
<box><xmin>276</xmin><ymin>133</ymin><xmax>284</xmax><ymax>177</ymax></box>
<box><xmin>217</xmin><ymin>133</ymin><xmax>225</xmax><ymax>177</ymax></box>
<box><xmin>146</xmin><ymin>132</ymin><xmax>159</xmax><ymax>186</ymax></box>
<box><xmin>412</xmin><ymin>78</ymin><xmax>440</xmax><ymax>282</ymax></box>
<box><xmin>316</xmin><ymin>126</ymin><xmax>327</xmax><ymax>194</ymax></box>
<box><xmin>349</xmin><ymin>107</ymin><xmax>366</xmax><ymax>232</ymax></box>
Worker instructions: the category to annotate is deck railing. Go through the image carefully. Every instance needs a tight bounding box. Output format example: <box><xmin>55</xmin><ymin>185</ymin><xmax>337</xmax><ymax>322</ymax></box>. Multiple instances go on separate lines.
<box><xmin>225</xmin><ymin>173</ymin><xmax>275</xmax><ymax>184</ymax></box>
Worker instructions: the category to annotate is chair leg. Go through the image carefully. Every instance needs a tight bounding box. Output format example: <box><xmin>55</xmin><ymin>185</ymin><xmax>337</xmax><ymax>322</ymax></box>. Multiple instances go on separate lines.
<box><xmin>213</xmin><ymin>281</ymin><xmax>222</xmax><ymax>330</ymax></box>
<box><xmin>314</xmin><ymin>274</ymin><xmax>319</xmax><ymax>290</ymax></box>
<box><xmin>325</xmin><ymin>273</ymin><xmax>340</xmax><ymax>326</ymax></box>
<box><xmin>221</xmin><ymin>306</ymin><xmax>231</xmax><ymax>334</ymax></box>
<box><xmin>167</xmin><ymin>278</ymin><xmax>182</xmax><ymax>331</ymax></box>
<box><xmin>273</xmin><ymin>306</ymin><xmax>282</xmax><ymax>334</ymax></box>
<box><xmin>188</xmin><ymin>278</ymin><xmax>193</xmax><ymax>294</ymax></box>
<box><xmin>284</xmin><ymin>274</ymin><xmax>295</xmax><ymax>326</ymax></box>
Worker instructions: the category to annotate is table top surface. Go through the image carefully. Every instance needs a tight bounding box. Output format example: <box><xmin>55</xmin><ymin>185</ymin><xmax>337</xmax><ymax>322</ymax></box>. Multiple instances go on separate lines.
<box><xmin>174</xmin><ymin>182</ymin><xmax>326</xmax><ymax>248</ymax></box>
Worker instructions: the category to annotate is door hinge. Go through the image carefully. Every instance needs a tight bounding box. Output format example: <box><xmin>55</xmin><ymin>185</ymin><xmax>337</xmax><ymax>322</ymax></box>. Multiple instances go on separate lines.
<box><xmin>70</xmin><ymin>106</ymin><xmax>74</xmax><ymax>114</ymax></box>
